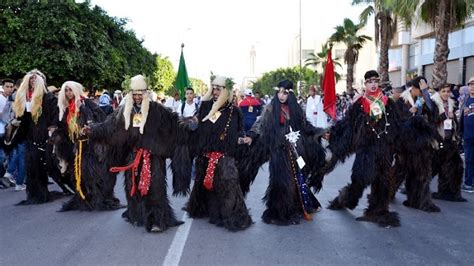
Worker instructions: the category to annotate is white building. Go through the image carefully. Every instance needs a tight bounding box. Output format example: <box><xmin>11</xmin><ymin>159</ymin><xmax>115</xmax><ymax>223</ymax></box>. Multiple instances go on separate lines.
<box><xmin>388</xmin><ymin>18</ymin><xmax>474</xmax><ymax>87</ymax></box>
<box><xmin>288</xmin><ymin>27</ymin><xmax>377</xmax><ymax>94</ymax></box>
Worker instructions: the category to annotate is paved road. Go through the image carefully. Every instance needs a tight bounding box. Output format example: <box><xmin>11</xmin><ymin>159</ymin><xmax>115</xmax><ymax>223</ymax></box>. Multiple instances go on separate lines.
<box><xmin>1</xmin><ymin>156</ymin><xmax>473</xmax><ymax>265</ymax></box>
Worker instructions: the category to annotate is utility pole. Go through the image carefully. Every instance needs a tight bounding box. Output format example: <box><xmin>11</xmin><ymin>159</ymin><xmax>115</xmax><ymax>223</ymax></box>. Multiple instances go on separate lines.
<box><xmin>298</xmin><ymin>0</ymin><xmax>302</xmax><ymax>95</ymax></box>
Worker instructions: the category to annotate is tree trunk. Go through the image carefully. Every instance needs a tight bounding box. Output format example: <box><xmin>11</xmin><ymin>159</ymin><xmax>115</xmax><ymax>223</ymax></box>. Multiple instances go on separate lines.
<box><xmin>432</xmin><ymin>0</ymin><xmax>450</xmax><ymax>89</ymax></box>
<box><xmin>346</xmin><ymin>62</ymin><xmax>354</xmax><ymax>94</ymax></box>
<box><xmin>378</xmin><ymin>14</ymin><xmax>390</xmax><ymax>88</ymax></box>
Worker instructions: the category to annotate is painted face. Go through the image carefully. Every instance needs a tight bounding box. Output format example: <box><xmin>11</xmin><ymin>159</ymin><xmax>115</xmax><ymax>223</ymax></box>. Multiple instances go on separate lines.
<box><xmin>133</xmin><ymin>93</ymin><xmax>143</xmax><ymax>105</ymax></box>
<box><xmin>278</xmin><ymin>90</ymin><xmax>289</xmax><ymax>103</ymax></box>
<box><xmin>364</xmin><ymin>77</ymin><xmax>380</xmax><ymax>93</ymax></box>
<box><xmin>439</xmin><ymin>87</ymin><xmax>451</xmax><ymax>101</ymax></box>
<box><xmin>65</xmin><ymin>87</ymin><xmax>75</xmax><ymax>100</ymax></box>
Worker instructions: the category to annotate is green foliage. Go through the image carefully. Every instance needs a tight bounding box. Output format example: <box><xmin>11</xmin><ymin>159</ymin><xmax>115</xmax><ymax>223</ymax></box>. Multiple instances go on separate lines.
<box><xmin>0</xmin><ymin>1</ymin><xmax>156</xmax><ymax>90</ymax></box>
<box><xmin>388</xmin><ymin>0</ymin><xmax>473</xmax><ymax>28</ymax></box>
<box><xmin>329</xmin><ymin>18</ymin><xmax>372</xmax><ymax>65</ymax></box>
<box><xmin>189</xmin><ymin>77</ymin><xmax>207</xmax><ymax>95</ymax></box>
<box><xmin>225</xmin><ymin>77</ymin><xmax>235</xmax><ymax>90</ymax></box>
<box><xmin>153</xmin><ymin>54</ymin><xmax>176</xmax><ymax>93</ymax></box>
<box><xmin>251</xmin><ymin>66</ymin><xmax>317</xmax><ymax>97</ymax></box>
<box><xmin>121</xmin><ymin>75</ymin><xmax>131</xmax><ymax>92</ymax></box>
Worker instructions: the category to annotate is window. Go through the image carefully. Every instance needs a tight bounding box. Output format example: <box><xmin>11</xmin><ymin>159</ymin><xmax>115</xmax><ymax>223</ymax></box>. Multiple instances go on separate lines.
<box><xmin>421</xmin><ymin>38</ymin><xmax>435</xmax><ymax>55</ymax></box>
<box><xmin>464</xmin><ymin>26</ymin><xmax>474</xmax><ymax>44</ymax></box>
<box><xmin>448</xmin><ymin>30</ymin><xmax>462</xmax><ymax>48</ymax></box>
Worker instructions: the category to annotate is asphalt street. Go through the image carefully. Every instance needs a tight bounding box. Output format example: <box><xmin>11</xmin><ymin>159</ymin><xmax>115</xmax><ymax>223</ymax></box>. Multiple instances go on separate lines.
<box><xmin>1</xmin><ymin>156</ymin><xmax>473</xmax><ymax>265</ymax></box>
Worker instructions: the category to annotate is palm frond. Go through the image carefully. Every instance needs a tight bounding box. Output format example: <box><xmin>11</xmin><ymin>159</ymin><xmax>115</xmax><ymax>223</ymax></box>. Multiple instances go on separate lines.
<box><xmin>352</xmin><ymin>0</ymin><xmax>374</xmax><ymax>5</ymax></box>
<box><xmin>360</xmin><ymin>5</ymin><xmax>375</xmax><ymax>25</ymax></box>
<box><xmin>388</xmin><ymin>0</ymin><xmax>419</xmax><ymax>27</ymax></box>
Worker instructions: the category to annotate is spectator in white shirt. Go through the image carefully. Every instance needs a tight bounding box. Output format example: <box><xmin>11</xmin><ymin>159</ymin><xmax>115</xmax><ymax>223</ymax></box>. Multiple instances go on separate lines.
<box><xmin>0</xmin><ymin>78</ymin><xmax>15</xmax><ymax>189</ymax></box>
<box><xmin>0</xmin><ymin>79</ymin><xmax>14</xmax><ymax>124</ymax></box>
<box><xmin>165</xmin><ymin>92</ymin><xmax>181</xmax><ymax>113</ymax></box>
<box><xmin>178</xmin><ymin>87</ymin><xmax>198</xmax><ymax>118</ymax></box>
<box><xmin>305</xmin><ymin>85</ymin><xmax>329</xmax><ymax>128</ymax></box>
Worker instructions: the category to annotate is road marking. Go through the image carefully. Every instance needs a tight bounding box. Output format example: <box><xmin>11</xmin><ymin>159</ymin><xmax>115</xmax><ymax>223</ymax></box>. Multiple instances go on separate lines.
<box><xmin>163</xmin><ymin>213</ymin><xmax>193</xmax><ymax>266</ymax></box>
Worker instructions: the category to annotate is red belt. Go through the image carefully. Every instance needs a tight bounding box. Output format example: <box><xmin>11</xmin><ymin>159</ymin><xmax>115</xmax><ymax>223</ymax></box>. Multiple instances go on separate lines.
<box><xmin>204</xmin><ymin>152</ymin><xmax>225</xmax><ymax>191</ymax></box>
<box><xmin>110</xmin><ymin>148</ymin><xmax>152</xmax><ymax>197</ymax></box>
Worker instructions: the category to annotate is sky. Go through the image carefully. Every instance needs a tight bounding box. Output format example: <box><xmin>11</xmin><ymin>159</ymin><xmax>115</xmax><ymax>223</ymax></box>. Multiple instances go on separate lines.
<box><xmin>89</xmin><ymin>0</ymin><xmax>369</xmax><ymax>85</ymax></box>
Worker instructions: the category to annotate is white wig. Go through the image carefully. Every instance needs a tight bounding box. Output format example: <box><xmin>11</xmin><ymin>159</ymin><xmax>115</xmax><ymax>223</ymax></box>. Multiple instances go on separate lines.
<box><xmin>58</xmin><ymin>81</ymin><xmax>84</xmax><ymax>121</ymax></box>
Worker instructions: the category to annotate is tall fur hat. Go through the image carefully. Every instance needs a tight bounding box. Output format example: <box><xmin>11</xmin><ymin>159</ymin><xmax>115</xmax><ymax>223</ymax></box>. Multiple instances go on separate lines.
<box><xmin>202</xmin><ymin>75</ymin><xmax>234</xmax><ymax>122</ymax></box>
<box><xmin>122</xmin><ymin>75</ymin><xmax>150</xmax><ymax>134</ymax></box>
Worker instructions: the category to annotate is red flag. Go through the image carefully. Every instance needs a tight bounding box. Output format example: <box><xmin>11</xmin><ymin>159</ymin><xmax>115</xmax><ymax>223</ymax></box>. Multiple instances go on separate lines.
<box><xmin>322</xmin><ymin>49</ymin><xmax>336</xmax><ymax>121</ymax></box>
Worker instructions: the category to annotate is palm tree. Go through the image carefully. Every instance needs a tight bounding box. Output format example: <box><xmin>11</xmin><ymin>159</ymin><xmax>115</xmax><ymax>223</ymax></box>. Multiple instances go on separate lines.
<box><xmin>304</xmin><ymin>43</ymin><xmax>343</xmax><ymax>84</ymax></box>
<box><xmin>353</xmin><ymin>0</ymin><xmax>398</xmax><ymax>87</ymax></box>
<box><xmin>329</xmin><ymin>18</ymin><xmax>372</xmax><ymax>93</ymax></box>
<box><xmin>390</xmin><ymin>0</ymin><xmax>474</xmax><ymax>88</ymax></box>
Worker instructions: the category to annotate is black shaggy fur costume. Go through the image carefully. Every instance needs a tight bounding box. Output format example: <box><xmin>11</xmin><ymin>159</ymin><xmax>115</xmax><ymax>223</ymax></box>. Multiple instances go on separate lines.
<box><xmin>392</xmin><ymin>115</ymin><xmax>441</xmax><ymax>212</ymax></box>
<box><xmin>53</xmin><ymin>98</ymin><xmax>124</xmax><ymax>211</ymax></box>
<box><xmin>89</xmin><ymin>101</ymin><xmax>191</xmax><ymax>232</ymax></box>
<box><xmin>391</xmin><ymin>88</ymin><xmax>443</xmax><ymax>212</ymax></box>
<box><xmin>430</xmin><ymin>96</ymin><xmax>465</xmax><ymax>202</ymax></box>
<box><xmin>13</xmin><ymin>93</ymin><xmax>64</xmax><ymax>205</ymax></box>
<box><xmin>46</xmin><ymin>137</ymin><xmax>75</xmax><ymax>195</ymax></box>
<box><xmin>431</xmin><ymin>140</ymin><xmax>465</xmax><ymax>201</ymax></box>
<box><xmin>325</xmin><ymin>97</ymin><xmax>403</xmax><ymax>227</ymax></box>
<box><xmin>185</xmin><ymin>100</ymin><xmax>253</xmax><ymax>232</ymax></box>
<box><xmin>242</xmin><ymin>90</ymin><xmax>326</xmax><ymax>225</ymax></box>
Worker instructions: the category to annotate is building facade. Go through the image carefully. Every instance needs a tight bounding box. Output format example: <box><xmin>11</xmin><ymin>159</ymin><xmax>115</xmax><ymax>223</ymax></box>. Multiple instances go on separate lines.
<box><xmin>388</xmin><ymin>18</ymin><xmax>474</xmax><ymax>87</ymax></box>
<box><xmin>288</xmin><ymin>27</ymin><xmax>377</xmax><ymax>94</ymax></box>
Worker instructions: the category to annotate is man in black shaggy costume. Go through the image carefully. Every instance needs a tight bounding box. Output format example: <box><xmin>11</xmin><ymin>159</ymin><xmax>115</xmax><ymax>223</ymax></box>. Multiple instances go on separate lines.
<box><xmin>11</xmin><ymin>70</ymin><xmax>62</xmax><ymax>205</ymax></box>
<box><xmin>185</xmin><ymin>75</ymin><xmax>253</xmax><ymax>232</ymax></box>
<box><xmin>394</xmin><ymin>76</ymin><xmax>441</xmax><ymax>212</ymax></box>
<box><xmin>325</xmin><ymin>70</ymin><xmax>403</xmax><ymax>227</ymax></box>
<box><xmin>85</xmin><ymin>75</ymin><xmax>191</xmax><ymax>233</ymax></box>
<box><xmin>53</xmin><ymin>81</ymin><xmax>124</xmax><ymax>211</ymax></box>
<box><xmin>430</xmin><ymin>84</ymin><xmax>465</xmax><ymax>201</ymax></box>
<box><xmin>240</xmin><ymin>80</ymin><xmax>326</xmax><ymax>225</ymax></box>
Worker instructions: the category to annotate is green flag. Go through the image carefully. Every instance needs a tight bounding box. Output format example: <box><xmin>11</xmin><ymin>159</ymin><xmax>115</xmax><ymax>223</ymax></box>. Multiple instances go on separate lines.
<box><xmin>175</xmin><ymin>44</ymin><xmax>191</xmax><ymax>101</ymax></box>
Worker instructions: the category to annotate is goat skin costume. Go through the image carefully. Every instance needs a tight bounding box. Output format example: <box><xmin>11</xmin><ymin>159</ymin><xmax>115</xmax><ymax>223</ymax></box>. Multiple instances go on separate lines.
<box><xmin>11</xmin><ymin>70</ymin><xmax>63</xmax><ymax>205</ymax></box>
<box><xmin>53</xmin><ymin>81</ymin><xmax>123</xmax><ymax>211</ymax></box>
<box><xmin>391</xmin><ymin>83</ymin><xmax>443</xmax><ymax>213</ymax></box>
<box><xmin>325</xmin><ymin>92</ymin><xmax>404</xmax><ymax>227</ymax></box>
<box><xmin>242</xmin><ymin>80</ymin><xmax>326</xmax><ymax>225</ymax></box>
<box><xmin>430</xmin><ymin>92</ymin><xmax>465</xmax><ymax>202</ymax></box>
<box><xmin>87</xmin><ymin>75</ymin><xmax>191</xmax><ymax>232</ymax></box>
<box><xmin>185</xmin><ymin>75</ymin><xmax>253</xmax><ymax>232</ymax></box>
<box><xmin>323</xmin><ymin>70</ymin><xmax>406</xmax><ymax>227</ymax></box>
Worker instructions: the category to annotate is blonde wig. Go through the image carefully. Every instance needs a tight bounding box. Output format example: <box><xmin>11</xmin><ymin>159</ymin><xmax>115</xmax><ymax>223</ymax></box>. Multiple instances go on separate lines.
<box><xmin>12</xmin><ymin>69</ymin><xmax>47</xmax><ymax>123</ymax></box>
